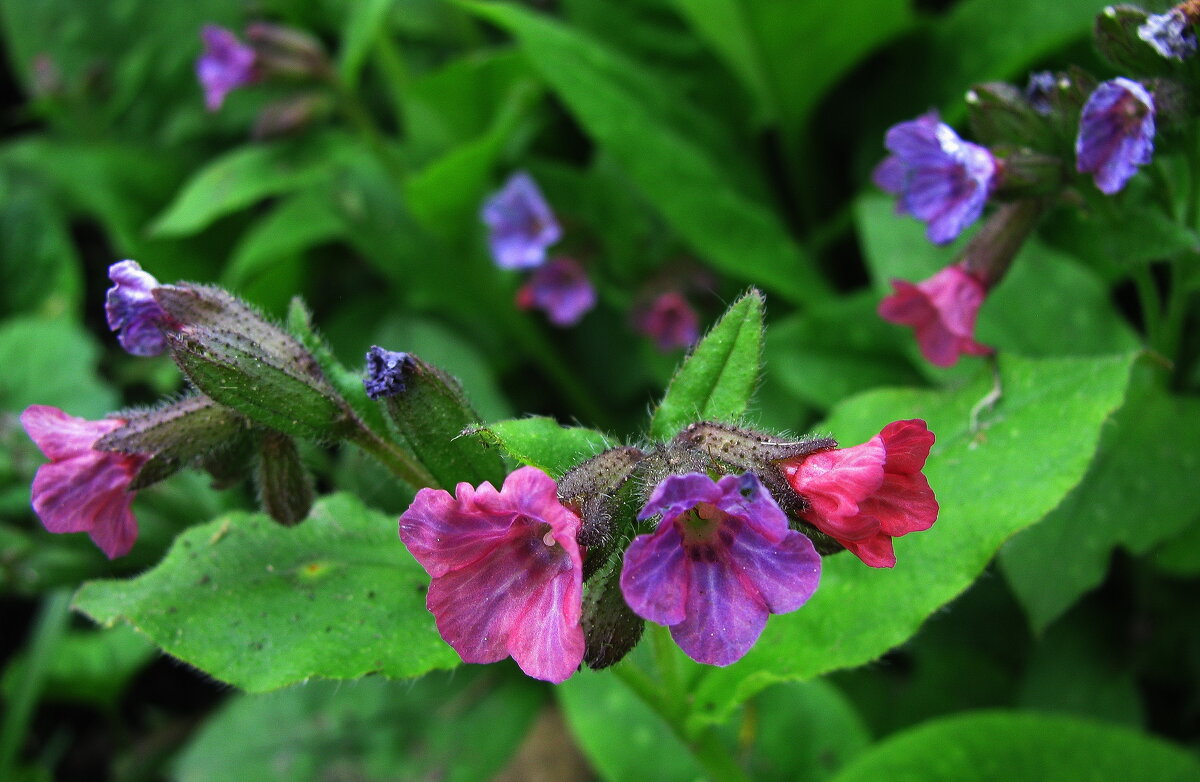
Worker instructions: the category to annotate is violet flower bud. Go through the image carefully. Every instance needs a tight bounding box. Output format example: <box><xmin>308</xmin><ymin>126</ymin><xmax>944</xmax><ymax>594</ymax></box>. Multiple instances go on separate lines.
<box><xmin>106</xmin><ymin>260</ymin><xmax>171</xmax><ymax>357</ymax></box>
<box><xmin>196</xmin><ymin>24</ymin><xmax>257</xmax><ymax>111</ymax></box>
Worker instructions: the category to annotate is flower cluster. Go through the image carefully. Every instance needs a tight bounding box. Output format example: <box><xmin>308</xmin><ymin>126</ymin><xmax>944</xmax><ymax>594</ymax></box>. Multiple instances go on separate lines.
<box><xmin>397</xmin><ymin>419</ymin><xmax>937</xmax><ymax>682</ymax></box>
<box><xmin>873</xmin><ymin>6</ymin><xmax>1175</xmax><ymax>366</ymax></box>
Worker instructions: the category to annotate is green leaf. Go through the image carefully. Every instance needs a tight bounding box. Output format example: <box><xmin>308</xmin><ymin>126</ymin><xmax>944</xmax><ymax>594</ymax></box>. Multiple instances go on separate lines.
<box><xmin>337</xmin><ymin>0</ymin><xmax>395</xmax><ymax>88</ymax></box>
<box><xmin>999</xmin><ymin>382</ymin><xmax>1200</xmax><ymax>631</ymax></box>
<box><xmin>463</xmin><ymin>2</ymin><xmax>829</xmax><ymax>304</ymax></box>
<box><xmin>685</xmin><ymin>352</ymin><xmax>1137</xmax><ymax>730</ymax></box>
<box><xmin>469</xmin><ymin>417</ymin><xmax>613</xmax><ymax>478</ymax></box>
<box><xmin>746</xmin><ymin>679</ymin><xmax>871</xmax><ymax>782</ymax></box>
<box><xmin>650</xmin><ymin>290</ymin><xmax>764</xmax><ymax>441</ymax></box>
<box><xmin>1</xmin><ymin>624</ymin><xmax>154</xmax><ymax>707</ymax></box>
<box><xmin>150</xmin><ymin>135</ymin><xmax>349</xmax><ymax>237</ymax></box>
<box><xmin>0</xmin><ymin>317</ymin><xmax>118</xmax><ymax>418</ymax></box>
<box><xmin>73</xmin><ymin>493</ymin><xmax>460</xmax><ymax>691</ymax></box>
<box><xmin>222</xmin><ymin>190</ymin><xmax>343</xmax><ymax>293</ymax></box>
<box><xmin>826</xmin><ymin>711</ymin><xmax>1200</xmax><ymax>782</ymax></box>
<box><xmin>173</xmin><ymin>668</ymin><xmax>543</xmax><ymax>782</ymax></box>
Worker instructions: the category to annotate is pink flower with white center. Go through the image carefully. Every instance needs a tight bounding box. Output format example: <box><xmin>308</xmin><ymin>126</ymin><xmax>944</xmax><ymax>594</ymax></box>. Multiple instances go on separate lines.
<box><xmin>620</xmin><ymin>472</ymin><xmax>821</xmax><ymax>666</ymax></box>
<box><xmin>779</xmin><ymin>419</ymin><xmax>938</xmax><ymax>568</ymax></box>
<box><xmin>20</xmin><ymin>406</ymin><xmax>149</xmax><ymax>559</ymax></box>
<box><xmin>399</xmin><ymin>466</ymin><xmax>585</xmax><ymax>683</ymax></box>
<box><xmin>878</xmin><ymin>262</ymin><xmax>993</xmax><ymax>368</ymax></box>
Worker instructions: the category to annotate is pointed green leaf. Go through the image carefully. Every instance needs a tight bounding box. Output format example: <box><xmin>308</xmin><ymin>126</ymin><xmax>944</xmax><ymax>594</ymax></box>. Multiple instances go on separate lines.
<box><xmin>685</xmin><ymin>352</ymin><xmax>1137</xmax><ymax>731</ymax></box>
<box><xmin>650</xmin><ymin>290</ymin><xmax>764</xmax><ymax>441</ymax></box>
<box><xmin>73</xmin><ymin>493</ymin><xmax>459</xmax><ymax>691</ymax></box>
<box><xmin>469</xmin><ymin>417</ymin><xmax>614</xmax><ymax>478</ymax></box>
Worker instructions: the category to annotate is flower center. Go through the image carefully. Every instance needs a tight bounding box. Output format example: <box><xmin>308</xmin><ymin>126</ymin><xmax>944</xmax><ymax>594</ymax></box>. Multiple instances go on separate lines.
<box><xmin>679</xmin><ymin>502</ymin><xmax>724</xmax><ymax>544</ymax></box>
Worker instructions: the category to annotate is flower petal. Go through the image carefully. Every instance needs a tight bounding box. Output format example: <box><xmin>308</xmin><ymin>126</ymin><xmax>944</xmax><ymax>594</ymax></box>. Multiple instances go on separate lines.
<box><xmin>620</xmin><ymin>522</ymin><xmax>689</xmax><ymax>626</ymax></box>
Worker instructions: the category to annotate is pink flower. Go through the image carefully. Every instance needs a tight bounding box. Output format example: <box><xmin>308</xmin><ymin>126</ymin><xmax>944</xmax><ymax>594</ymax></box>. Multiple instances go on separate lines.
<box><xmin>20</xmin><ymin>406</ymin><xmax>149</xmax><ymax>559</ymax></box>
<box><xmin>620</xmin><ymin>473</ymin><xmax>821</xmax><ymax>666</ymax></box>
<box><xmin>779</xmin><ymin>420</ymin><xmax>938</xmax><ymax>568</ymax></box>
<box><xmin>398</xmin><ymin>466</ymin><xmax>585</xmax><ymax>683</ymax></box>
<box><xmin>878</xmin><ymin>263</ymin><xmax>992</xmax><ymax>367</ymax></box>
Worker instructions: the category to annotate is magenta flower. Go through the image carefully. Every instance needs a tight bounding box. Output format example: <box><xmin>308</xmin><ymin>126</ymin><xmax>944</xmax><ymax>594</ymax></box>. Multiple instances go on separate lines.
<box><xmin>196</xmin><ymin>24</ymin><xmax>257</xmax><ymax>111</ymax></box>
<box><xmin>515</xmin><ymin>257</ymin><xmax>596</xmax><ymax>327</ymax></box>
<box><xmin>634</xmin><ymin>291</ymin><xmax>700</xmax><ymax>351</ymax></box>
<box><xmin>1076</xmin><ymin>78</ymin><xmax>1156</xmax><ymax>195</ymax></box>
<box><xmin>106</xmin><ymin>260</ymin><xmax>170</xmax><ymax>357</ymax></box>
<box><xmin>620</xmin><ymin>473</ymin><xmax>821</xmax><ymax>666</ymax></box>
<box><xmin>878</xmin><ymin>262</ymin><xmax>992</xmax><ymax>367</ymax></box>
<box><xmin>20</xmin><ymin>406</ymin><xmax>149</xmax><ymax>559</ymax></box>
<box><xmin>399</xmin><ymin>466</ymin><xmax>585</xmax><ymax>683</ymax></box>
<box><xmin>779</xmin><ymin>419</ymin><xmax>937</xmax><ymax>569</ymax></box>
<box><xmin>873</xmin><ymin>112</ymin><xmax>996</xmax><ymax>245</ymax></box>
<box><xmin>480</xmin><ymin>172</ymin><xmax>562</xmax><ymax>270</ymax></box>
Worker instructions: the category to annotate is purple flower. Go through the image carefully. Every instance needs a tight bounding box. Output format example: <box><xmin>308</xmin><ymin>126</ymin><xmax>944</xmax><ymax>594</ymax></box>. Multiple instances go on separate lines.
<box><xmin>619</xmin><ymin>473</ymin><xmax>821</xmax><ymax>666</ymax></box>
<box><xmin>1138</xmin><ymin>8</ymin><xmax>1199</xmax><ymax>60</ymax></box>
<box><xmin>399</xmin><ymin>466</ymin><xmax>585</xmax><ymax>683</ymax></box>
<box><xmin>363</xmin><ymin>346</ymin><xmax>414</xmax><ymax>400</ymax></box>
<box><xmin>634</xmin><ymin>291</ymin><xmax>700</xmax><ymax>351</ymax></box>
<box><xmin>872</xmin><ymin>112</ymin><xmax>997</xmax><ymax>245</ymax></box>
<box><xmin>1024</xmin><ymin>71</ymin><xmax>1057</xmax><ymax>115</ymax></box>
<box><xmin>1075</xmin><ymin>78</ymin><xmax>1156</xmax><ymax>195</ymax></box>
<box><xmin>197</xmin><ymin>24</ymin><xmax>257</xmax><ymax>111</ymax></box>
<box><xmin>105</xmin><ymin>260</ymin><xmax>170</xmax><ymax>357</ymax></box>
<box><xmin>515</xmin><ymin>257</ymin><xmax>596</xmax><ymax>327</ymax></box>
<box><xmin>480</xmin><ymin>172</ymin><xmax>562</xmax><ymax>270</ymax></box>
<box><xmin>20</xmin><ymin>406</ymin><xmax>149</xmax><ymax>559</ymax></box>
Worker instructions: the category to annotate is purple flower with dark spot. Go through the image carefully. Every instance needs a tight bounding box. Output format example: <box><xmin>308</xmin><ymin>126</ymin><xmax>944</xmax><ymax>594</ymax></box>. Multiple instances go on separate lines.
<box><xmin>105</xmin><ymin>260</ymin><xmax>169</xmax><ymax>357</ymax></box>
<box><xmin>634</xmin><ymin>291</ymin><xmax>700</xmax><ymax>351</ymax></box>
<box><xmin>480</xmin><ymin>172</ymin><xmax>561</xmax><ymax>270</ymax></box>
<box><xmin>20</xmin><ymin>406</ymin><xmax>149</xmax><ymax>559</ymax></box>
<box><xmin>197</xmin><ymin>24</ymin><xmax>257</xmax><ymax>111</ymax></box>
<box><xmin>364</xmin><ymin>346</ymin><xmax>414</xmax><ymax>400</ymax></box>
<box><xmin>515</xmin><ymin>257</ymin><xmax>596</xmax><ymax>327</ymax></box>
<box><xmin>1075</xmin><ymin>78</ymin><xmax>1156</xmax><ymax>195</ymax></box>
<box><xmin>619</xmin><ymin>473</ymin><xmax>821</xmax><ymax>666</ymax></box>
<box><xmin>873</xmin><ymin>112</ymin><xmax>997</xmax><ymax>245</ymax></box>
<box><xmin>1138</xmin><ymin>8</ymin><xmax>1199</xmax><ymax>60</ymax></box>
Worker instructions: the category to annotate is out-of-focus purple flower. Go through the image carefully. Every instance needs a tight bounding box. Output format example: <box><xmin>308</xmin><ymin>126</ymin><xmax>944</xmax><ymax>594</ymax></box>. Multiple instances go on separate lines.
<box><xmin>480</xmin><ymin>172</ymin><xmax>561</xmax><ymax>270</ymax></box>
<box><xmin>1075</xmin><ymin>78</ymin><xmax>1156</xmax><ymax>195</ymax></box>
<box><xmin>619</xmin><ymin>473</ymin><xmax>821</xmax><ymax>666</ymax></box>
<box><xmin>20</xmin><ymin>406</ymin><xmax>149</xmax><ymax>559</ymax></box>
<box><xmin>106</xmin><ymin>260</ymin><xmax>169</xmax><ymax>357</ymax></box>
<box><xmin>1138</xmin><ymin>7</ymin><xmax>1199</xmax><ymax>60</ymax></box>
<box><xmin>878</xmin><ymin>262</ymin><xmax>992</xmax><ymax>367</ymax></box>
<box><xmin>197</xmin><ymin>24</ymin><xmax>257</xmax><ymax>111</ymax></box>
<box><xmin>399</xmin><ymin>466</ymin><xmax>585</xmax><ymax>683</ymax></box>
<box><xmin>1024</xmin><ymin>71</ymin><xmax>1057</xmax><ymax>115</ymax></box>
<box><xmin>363</xmin><ymin>346</ymin><xmax>414</xmax><ymax>400</ymax></box>
<box><xmin>872</xmin><ymin>112</ymin><xmax>997</xmax><ymax>245</ymax></box>
<box><xmin>634</xmin><ymin>291</ymin><xmax>700</xmax><ymax>351</ymax></box>
<box><xmin>515</xmin><ymin>257</ymin><xmax>596</xmax><ymax>327</ymax></box>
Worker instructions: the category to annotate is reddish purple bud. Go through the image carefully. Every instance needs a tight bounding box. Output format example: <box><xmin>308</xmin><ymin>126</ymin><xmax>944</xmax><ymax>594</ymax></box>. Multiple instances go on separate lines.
<box><xmin>399</xmin><ymin>466</ymin><xmax>585</xmax><ymax>683</ymax></box>
<box><xmin>515</xmin><ymin>257</ymin><xmax>596</xmax><ymax>327</ymax></box>
<box><xmin>481</xmin><ymin>172</ymin><xmax>562</xmax><ymax>270</ymax></box>
<box><xmin>1075</xmin><ymin>78</ymin><xmax>1155</xmax><ymax>195</ymax></box>
<box><xmin>780</xmin><ymin>420</ymin><xmax>937</xmax><ymax>569</ymax></box>
<box><xmin>878</xmin><ymin>262</ymin><xmax>993</xmax><ymax>368</ymax></box>
<box><xmin>873</xmin><ymin>112</ymin><xmax>996</xmax><ymax>245</ymax></box>
<box><xmin>633</xmin><ymin>291</ymin><xmax>700</xmax><ymax>351</ymax></box>
<box><xmin>620</xmin><ymin>473</ymin><xmax>821</xmax><ymax>666</ymax></box>
<box><xmin>106</xmin><ymin>260</ymin><xmax>170</xmax><ymax>357</ymax></box>
<box><xmin>20</xmin><ymin>406</ymin><xmax>149</xmax><ymax>559</ymax></box>
<box><xmin>197</xmin><ymin>24</ymin><xmax>257</xmax><ymax>111</ymax></box>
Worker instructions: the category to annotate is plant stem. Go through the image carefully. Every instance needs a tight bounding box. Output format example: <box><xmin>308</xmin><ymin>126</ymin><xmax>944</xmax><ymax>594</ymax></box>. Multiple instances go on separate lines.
<box><xmin>0</xmin><ymin>589</ymin><xmax>71</xmax><ymax>779</ymax></box>
<box><xmin>329</xmin><ymin>75</ymin><xmax>406</xmax><ymax>183</ymax></box>
<box><xmin>347</xmin><ymin>423</ymin><xmax>439</xmax><ymax>489</ymax></box>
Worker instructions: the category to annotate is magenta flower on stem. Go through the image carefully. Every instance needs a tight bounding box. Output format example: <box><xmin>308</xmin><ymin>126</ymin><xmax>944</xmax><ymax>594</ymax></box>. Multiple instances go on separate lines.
<box><xmin>872</xmin><ymin>112</ymin><xmax>997</xmax><ymax>245</ymax></box>
<box><xmin>106</xmin><ymin>260</ymin><xmax>171</xmax><ymax>357</ymax></box>
<box><xmin>399</xmin><ymin>466</ymin><xmax>585</xmax><ymax>683</ymax></box>
<box><xmin>480</xmin><ymin>172</ymin><xmax>562</xmax><ymax>270</ymax></box>
<box><xmin>197</xmin><ymin>24</ymin><xmax>257</xmax><ymax>111</ymax></box>
<box><xmin>634</xmin><ymin>291</ymin><xmax>700</xmax><ymax>351</ymax></box>
<box><xmin>619</xmin><ymin>473</ymin><xmax>821</xmax><ymax>666</ymax></box>
<box><xmin>20</xmin><ymin>406</ymin><xmax>149</xmax><ymax>559</ymax></box>
<box><xmin>878</xmin><ymin>262</ymin><xmax>992</xmax><ymax>368</ymax></box>
<box><xmin>779</xmin><ymin>419</ymin><xmax>937</xmax><ymax>569</ymax></box>
<box><xmin>1075</xmin><ymin>78</ymin><xmax>1156</xmax><ymax>195</ymax></box>
<box><xmin>515</xmin><ymin>257</ymin><xmax>596</xmax><ymax>327</ymax></box>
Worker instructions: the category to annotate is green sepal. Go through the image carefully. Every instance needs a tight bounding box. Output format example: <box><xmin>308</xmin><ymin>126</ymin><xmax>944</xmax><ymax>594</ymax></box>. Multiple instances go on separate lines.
<box><xmin>966</xmin><ymin>81</ymin><xmax>1055</xmax><ymax>152</ymax></box>
<box><xmin>581</xmin><ymin>555</ymin><xmax>645</xmax><ymax>670</ymax></box>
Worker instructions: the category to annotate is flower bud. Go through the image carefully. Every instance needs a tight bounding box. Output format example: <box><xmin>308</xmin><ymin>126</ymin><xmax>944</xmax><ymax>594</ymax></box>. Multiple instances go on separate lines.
<box><xmin>966</xmin><ymin>82</ymin><xmax>1055</xmax><ymax>151</ymax></box>
<box><xmin>255</xmin><ymin>430</ymin><xmax>314</xmax><ymax>526</ymax></box>
<box><xmin>1093</xmin><ymin>5</ymin><xmax>1178</xmax><ymax>76</ymax></box>
<box><xmin>244</xmin><ymin>22</ymin><xmax>331</xmax><ymax>81</ymax></box>
<box><xmin>558</xmin><ymin>445</ymin><xmax>647</xmax><ymax>579</ymax></box>
<box><xmin>959</xmin><ymin>198</ymin><xmax>1046</xmax><ymax>287</ymax></box>
<box><xmin>252</xmin><ymin>93</ymin><xmax>329</xmax><ymax>140</ymax></box>
<box><xmin>363</xmin><ymin>347</ymin><xmax>506</xmax><ymax>489</ymax></box>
